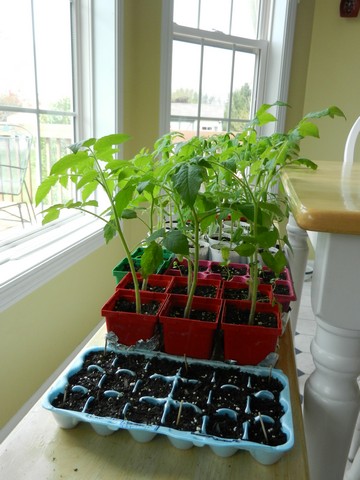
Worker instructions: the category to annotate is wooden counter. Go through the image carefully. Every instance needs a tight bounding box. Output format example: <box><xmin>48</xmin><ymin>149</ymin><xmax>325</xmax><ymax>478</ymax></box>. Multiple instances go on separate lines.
<box><xmin>282</xmin><ymin>160</ymin><xmax>360</xmax><ymax>234</ymax></box>
<box><xmin>282</xmin><ymin>160</ymin><xmax>360</xmax><ymax>480</ymax></box>
<box><xmin>0</xmin><ymin>324</ymin><xmax>308</xmax><ymax>480</ymax></box>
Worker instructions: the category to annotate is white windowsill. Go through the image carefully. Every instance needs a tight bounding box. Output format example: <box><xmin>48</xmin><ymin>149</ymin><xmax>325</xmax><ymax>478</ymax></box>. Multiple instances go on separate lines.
<box><xmin>0</xmin><ymin>216</ymin><xmax>105</xmax><ymax>312</ymax></box>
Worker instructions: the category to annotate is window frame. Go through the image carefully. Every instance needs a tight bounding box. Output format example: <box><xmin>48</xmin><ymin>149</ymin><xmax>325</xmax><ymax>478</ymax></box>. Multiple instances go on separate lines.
<box><xmin>159</xmin><ymin>0</ymin><xmax>298</xmax><ymax>136</ymax></box>
<box><xmin>0</xmin><ymin>0</ymin><xmax>123</xmax><ymax>312</ymax></box>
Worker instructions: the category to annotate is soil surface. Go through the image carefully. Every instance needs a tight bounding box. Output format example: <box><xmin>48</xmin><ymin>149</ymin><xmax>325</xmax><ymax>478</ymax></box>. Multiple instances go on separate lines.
<box><xmin>52</xmin><ymin>350</ymin><xmax>287</xmax><ymax>446</ymax></box>
<box><xmin>224</xmin><ymin>305</ymin><xmax>278</xmax><ymax>328</ymax></box>
<box><xmin>170</xmin><ymin>284</ymin><xmax>218</xmax><ymax>298</ymax></box>
<box><xmin>114</xmin><ymin>299</ymin><xmax>160</xmax><ymax>315</ymax></box>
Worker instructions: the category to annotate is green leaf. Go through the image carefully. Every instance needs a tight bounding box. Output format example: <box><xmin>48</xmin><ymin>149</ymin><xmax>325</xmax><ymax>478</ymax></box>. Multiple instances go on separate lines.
<box><xmin>256</xmin><ymin>228</ymin><xmax>279</xmax><ymax>249</ymax></box>
<box><xmin>35</xmin><ymin>175</ymin><xmax>58</xmax><ymax>206</ymax></box>
<box><xmin>77</xmin><ymin>171</ymin><xmax>99</xmax><ymax>189</ymax></box>
<box><xmin>234</xmin><ymin>243</ymin><xmax>256</xmax><ymax>257</ymax></box>
<box><xmin>121</xmin><ymin>209</ymin><xmax>137</xmax><ymax>219</ymax></box>
<box><xmin>146</xmin><ymin>228</ymin><xmax>166</xmax><ymax>243</ymax></box>
<box><xmin>42</xmin><ymin>207</ymin><xmax>61</xmax><ymax>225</ymax></box>
<box><xmin>81</xmin><ymin>180</ymin><xmax>98</xmax><ymax>202</ymax></box>
<box><xmin>50</xmin><ymin>151</ymin><xmax>89</xmax><ymax>175</ymax></box>
<box><xmin>140</xmin><ymin>242</ymin><xmax>164</xmax><ymax>278</ymax></box>
<box><xmin>298</xmin><ymin>121</ymin><xmax>319</xmax><ymax>138</ymax></box>
<box><xmin>103</xmin><ymin>220</ymin><xmax>117</xmax><ymax>244</ymax></box>
<box><xmin>94</xmin><ymin>134</ymin><xmax>130</xmax><ymax>152</ymax></box>
<box><xmin>294</xmin><ymin>158</ymin><xmax>318</xmax><ymax>170</ymax></box>
<box><xmin>163</xmin><ymin>230</ymin><xmax>189</xmax><ymax>255</ymax></box>
<box><xmin>172</xmin><ymin>163</ymin><xmax>204</xmax><ymax>207</ymax></box>
<box><xmin>114</xmin><ymin>185</ymin><xmax>135</xmax><ymax>216</ymax></box>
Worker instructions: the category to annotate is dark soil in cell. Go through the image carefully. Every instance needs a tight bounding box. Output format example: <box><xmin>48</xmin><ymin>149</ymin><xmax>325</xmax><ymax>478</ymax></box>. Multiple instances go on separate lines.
<box><xmin>224</xmin><ymin>305</ymin><xmax>278</xmax><ymax>328</ymax></box>
<box><xmin>273</xmin><ymin>284</ymin><xmax>290</xmax><ymax>295</ymax></box>
<box><xmin>170</xmin><ymin>284</ymin><xmax>218</xmax><ymax>298</ymax></box>
<box><xmin>223</xmin><ymin>287</ymin><xmax>270</xmax><ymax>302</ymax></box>
<box><xmin>124</xmin><ymin>281</ymin><xmax>167</xmax><ymax>293</ymax></box>
<box><xmin>114</xmin><ymin>299</ymin><xmax>160</xmax><ymax>315</ymax></box>
<box><xmin>168</xmin><ymin>306</ymin><xmax>217</xmax><ymax>322</ymax></box>
<box><xmin>210</xmin><ymin>264</ymin><xmax>247</xmax><ymax>278</ymax></box>
<box><xmin>260</xmin><ymin>270</ymin><xmax>287</xmax><ymax>283</ymax></box>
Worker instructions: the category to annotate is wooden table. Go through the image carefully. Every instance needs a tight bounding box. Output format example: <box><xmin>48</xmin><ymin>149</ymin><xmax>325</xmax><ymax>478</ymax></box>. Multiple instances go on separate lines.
<box><xmin>282</xmin><ymin>161</ymin><xmax>360</xmax><ymax>480</ymax></box>
<box><xmin>0</xmin><ymin>324</ymin><xmax>308</xmax><ymax>479</ymax></box>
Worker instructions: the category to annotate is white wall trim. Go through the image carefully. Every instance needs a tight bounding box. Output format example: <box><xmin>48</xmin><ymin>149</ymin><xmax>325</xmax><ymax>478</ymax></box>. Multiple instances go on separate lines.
<box><xmin>0</xmin><ymin>218</ymin><xmax>105</xmax><ymax>312</ymax></box>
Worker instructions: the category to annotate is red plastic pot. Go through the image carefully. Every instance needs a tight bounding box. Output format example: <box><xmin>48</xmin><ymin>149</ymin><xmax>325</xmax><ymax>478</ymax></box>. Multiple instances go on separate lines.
<box><xmin>159</xmin><ymin>295</ymin><xmax>222</xmax><ymax>359</ymax></box>
<box><xmin>260</xmin><ymin>267</ymin><xmax>296</xmax><ymax>312</ymax></box>
<box><xmin>101</xmin><ymin>289</ymin><xmax>168</xmax><ymax>346</ymax></box>
<box><xmin>169</xmin><ymin>276</ymin><xmax>222</xmax><ymax>298</ymax></box>
<box><xmin>207</xmin><ymin>261</ymin><xmax>249</xmax><ymax>282</ymax></box>
<box><xmin>116</xmin><ymin>272</ymin><xmax>174</xmax><ymax>293</ymax></box>
<box><xmin>164</xmin><ymin>258</ymin><xmax>210</xmax><ymax>277</ymax></box>
<box><xmin>221</xmin><ymin>300</ymin><xmax>282</xmax><ymax>365</ymax></box>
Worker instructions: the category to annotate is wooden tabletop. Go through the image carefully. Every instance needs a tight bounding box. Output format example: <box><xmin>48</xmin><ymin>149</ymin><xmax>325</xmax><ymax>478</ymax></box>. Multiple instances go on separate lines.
<box><xmin>282</xmin><ymin>160</ymin><xmax>360</xmax><ymax>234</ymax></box>
<box><xmin>0</xmin><ymin>323</ymin><xmax>308</xmax><ymax>479</ymax></box>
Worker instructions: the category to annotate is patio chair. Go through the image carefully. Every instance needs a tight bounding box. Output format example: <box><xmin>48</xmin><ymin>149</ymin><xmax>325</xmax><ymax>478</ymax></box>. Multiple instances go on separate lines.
<box><xmin>0</xmin><ymin>123</ymin><xmax>35</xmax><ymax>227</ymax></box>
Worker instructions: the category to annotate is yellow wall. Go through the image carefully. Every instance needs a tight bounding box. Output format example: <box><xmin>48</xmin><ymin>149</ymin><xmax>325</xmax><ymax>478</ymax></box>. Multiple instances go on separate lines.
<box><xmin>0</xmin><ymin>239</ymin><xmax>121</xmax><ymax>428</ymax></box>
<box><xmin>287</xmin><ymin>0</ymin><xmax>360</xmax><ymax>162</ymax></box>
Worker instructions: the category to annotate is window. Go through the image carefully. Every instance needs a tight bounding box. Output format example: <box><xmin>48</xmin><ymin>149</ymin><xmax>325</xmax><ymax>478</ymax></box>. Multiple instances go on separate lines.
<box><xmin>0</xmin><ymin>0</ymin><xmax>76</xmax><ymax>238</ymax></box>
<box><xmin>160</xmin><ymin>0</ymin><xmax>298</xmax><ymax>137</ymax></box>
<box><xmin>0</xmin><ymin>0</ymin><xmax>121</xmax><ymax>310</ymax></box>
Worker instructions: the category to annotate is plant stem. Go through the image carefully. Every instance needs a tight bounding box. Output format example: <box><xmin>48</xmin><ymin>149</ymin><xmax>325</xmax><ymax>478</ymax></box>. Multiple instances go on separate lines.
<box><xmin>183</xmin><ymin>212</ymin><xmax>199</xmax><ymax>319</ymax></box>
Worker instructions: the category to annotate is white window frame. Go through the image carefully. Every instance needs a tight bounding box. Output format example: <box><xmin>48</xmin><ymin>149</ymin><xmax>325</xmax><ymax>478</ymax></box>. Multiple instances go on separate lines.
<box><xmin>159</xmin><ymin>0</ymin><xmax>298</xmax><ymax>136</ymax></box>
<box><xmin>0</xmin><ymin>0</ymin><xmax>123</xmax><ymax>312</ymax></box>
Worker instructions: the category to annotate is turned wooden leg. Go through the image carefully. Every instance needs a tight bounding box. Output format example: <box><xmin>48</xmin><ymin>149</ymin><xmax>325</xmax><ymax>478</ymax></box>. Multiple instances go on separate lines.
<box><xmin>304</xmin><ymin>232</ymin><xmax>360</xmax><ymax>480</ymax></box>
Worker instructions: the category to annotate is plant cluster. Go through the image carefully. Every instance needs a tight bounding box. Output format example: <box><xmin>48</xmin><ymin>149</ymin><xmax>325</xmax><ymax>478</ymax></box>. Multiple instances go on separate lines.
<box><xmin>36</xmin><ymin>102</ymin><xmax>345</xmax><ymax>323</ymax></box>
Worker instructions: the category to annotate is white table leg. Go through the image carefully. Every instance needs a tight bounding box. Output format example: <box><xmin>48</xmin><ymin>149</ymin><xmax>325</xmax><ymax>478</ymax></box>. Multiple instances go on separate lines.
<box><xmin>304</xmin><ymin>232</ymin><xmax>360</xmax><ymax>480</ymax></box>
<box><xmin>285</xmin><ymin>213</ymin><xmax>309</xmax><ymax>335</ymax></box>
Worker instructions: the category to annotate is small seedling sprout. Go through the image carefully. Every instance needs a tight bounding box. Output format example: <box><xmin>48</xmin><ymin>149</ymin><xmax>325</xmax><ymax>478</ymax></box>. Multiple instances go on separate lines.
<box><xmin>258</xmin><ymin>412</ymin><xmax>269</xmax><ymax>444</ymax></box>
<box><xmin>176</xmin><ymin>400</ymin><xmax>184</xmax><ymax>426</ymax></box>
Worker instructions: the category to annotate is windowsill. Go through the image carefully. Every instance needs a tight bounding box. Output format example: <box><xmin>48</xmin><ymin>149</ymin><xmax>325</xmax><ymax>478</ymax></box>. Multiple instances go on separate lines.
<box><xmin>0</xmin><ymin>216</ymin><xmax>105</xmax><ymax>312</ymax></box>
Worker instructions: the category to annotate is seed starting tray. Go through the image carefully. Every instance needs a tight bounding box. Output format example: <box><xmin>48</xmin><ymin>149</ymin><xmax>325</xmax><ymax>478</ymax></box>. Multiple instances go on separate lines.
<box><xmin>43</xmin><ymin>347</ymin><xmax>294</xmax><ymax>465</ymax></box>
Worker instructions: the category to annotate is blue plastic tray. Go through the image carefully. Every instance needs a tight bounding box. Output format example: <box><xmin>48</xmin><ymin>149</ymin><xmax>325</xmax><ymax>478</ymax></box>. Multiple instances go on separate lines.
<box><xmin>43</xmin><ymin>347</ymin><xmax>294</xmax><ymax>465</ymax></box>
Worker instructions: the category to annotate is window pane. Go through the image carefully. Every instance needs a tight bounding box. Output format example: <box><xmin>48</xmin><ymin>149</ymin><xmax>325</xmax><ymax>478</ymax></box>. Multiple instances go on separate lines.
<box><xmin>231</xmin><ymin>51</ymin><xmax>255</xmax><ymax>121</ymax></box>
<box><xmin>33</xmin><ymin>0</ymin><xmax>73</xmax><ymax>111</ymax></box>
<box><xmin>173</xmin><ymin>0</ymin><xmax>199</xmax><ymax>28</ymax></box>
<box><xmin>231</xmin><ymin>0</ymin><xmax>260</xmax><ymax>39</ymax></box>
<box><xmin>201</xmin><ymin>45</ymin><xmax>232</xmax><ymax>121</ymax></box>
<box><xmin>0</xmin><ymin>0</ymin><xmax>75</xmax><ymax>238</ymax></box>
<box><xmin>0</xmin><ymin>0</ymin><xmax>37</xmax><ymax>109</ymax></box>
<box><xmin>171</xmin><ymin>41</ymin><xmax>201</xmax><ymax>137</ymax></box>
<box><xmin>199</xmin><ymin>0</ymin><xmax>232</xmax><ymax>34</ymax></box>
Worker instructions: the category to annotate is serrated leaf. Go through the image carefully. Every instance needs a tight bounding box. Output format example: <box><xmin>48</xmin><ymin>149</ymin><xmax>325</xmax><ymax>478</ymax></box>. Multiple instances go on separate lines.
<box><xmin>35</xmin><ymin>175</ymin><xmax>59</xmax><ymax>206</ymax></box>
<box><xmin>294</xmin><ymin>158</ymin><xmax>318</xmax><ymax>170</ymax></box>
<box><xmin>94</xmin><ymin>134</ymin><xmax>130</xmax><ymax>152</ymax></box>
<box><xmin>103</xmin><ymin>220</ymin><xmax>117</xmax><ymax>244</ymax></box>
<box><xmin>77</xmin><ymin>171</ymin><xmax>99</xmax><ymax>189</ymax></box>
<box><xmin>172</xmin><ymin>163</ymin><xmax>204</xmax><ymax>207</ymax></box>
<box><xmin>81</xmin><ymin>180</ymin><xmax>98</xmax><ymax>202</ymax></box>
<box><xmin>50</xmin><ymin>151</ymin><xmax>89</xmax><ymax>175</ymax></box>
<box><xmin>42</xmin><ymin>208</ymin><xmax>61</xmax><ymax>224</ymax></box>
<box><xmin>298</xmin><ymin>121</ymin><xmax>319</xmax><ymax>138</ymax></box>
<box><xmin>114</xmin><ymin>185</ymin><xmax>135</xmax><ymax>216</ymax></box>
<box><xmin>140</xmin><ymin>242</ymin><xmax>164</xmax><ymax>278</ymax></box>
<box><xmin>163</xmin><ymin>230</ymin><xmax>189</xmax><ymax>255</ymax></box>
